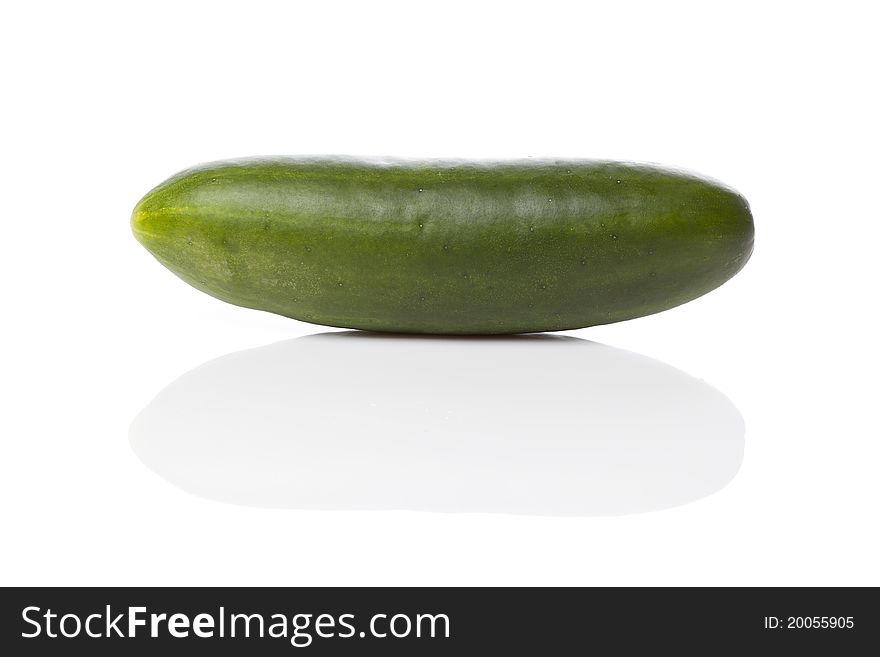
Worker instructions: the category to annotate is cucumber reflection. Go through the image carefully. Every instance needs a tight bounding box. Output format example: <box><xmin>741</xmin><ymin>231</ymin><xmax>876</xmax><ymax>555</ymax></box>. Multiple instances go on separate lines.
<box><xmin>130</xmin><ymin>333</ymin><xmax>744</xmax><ymax>515</ymax></box>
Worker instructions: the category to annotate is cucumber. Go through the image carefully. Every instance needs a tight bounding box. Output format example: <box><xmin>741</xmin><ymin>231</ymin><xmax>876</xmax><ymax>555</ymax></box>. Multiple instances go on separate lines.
<box><xmin>131</xmin><ymin>157</ymin><xmax>753</xmax><ymax>334</ymax></box>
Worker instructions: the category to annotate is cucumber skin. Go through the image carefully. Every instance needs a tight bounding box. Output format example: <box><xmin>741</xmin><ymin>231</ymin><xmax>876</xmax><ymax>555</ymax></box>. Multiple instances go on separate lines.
<box><xmin>132</xmin><ymin>157</ymin><xmax>753</xmax><ymax>334</ymax></box>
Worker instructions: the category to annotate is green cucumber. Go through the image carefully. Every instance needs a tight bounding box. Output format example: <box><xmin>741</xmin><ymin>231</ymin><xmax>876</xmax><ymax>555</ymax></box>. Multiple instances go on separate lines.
<box><xmin>131</xmin><ymin>157</ymin><xmax>753</xmax><ymax>334</ymax></box>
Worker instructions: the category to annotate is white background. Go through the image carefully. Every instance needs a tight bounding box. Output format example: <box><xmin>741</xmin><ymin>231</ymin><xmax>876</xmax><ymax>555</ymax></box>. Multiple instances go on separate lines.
<box><xmin>2</xmin><ymin>1</ymin><xmax>877</xmax><ymax>585</ymax></box>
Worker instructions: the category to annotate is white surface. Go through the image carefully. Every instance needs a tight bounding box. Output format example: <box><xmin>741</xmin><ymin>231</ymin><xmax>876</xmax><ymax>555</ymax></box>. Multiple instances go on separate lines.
<box><xmin>130</xmin><ymin>334</ymin><xmax>744</xmax><ymax>515</ymax></box>
<box><xmin>1</xmin><ymin>1</ymin><xmax>877</xmax><ymax>586</ymax></box>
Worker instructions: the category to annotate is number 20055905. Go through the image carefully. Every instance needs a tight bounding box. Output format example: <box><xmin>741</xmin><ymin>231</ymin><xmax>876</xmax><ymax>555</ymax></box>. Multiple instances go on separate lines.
<box><xmin>764</xmin><ymin>617</ymin><xmax>854</xmax><ymax>629</ymax></box>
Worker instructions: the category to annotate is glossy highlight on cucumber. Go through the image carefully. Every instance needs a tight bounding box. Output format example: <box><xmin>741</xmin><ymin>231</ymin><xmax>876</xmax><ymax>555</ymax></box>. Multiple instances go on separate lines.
<box><xmin>132</xmin><ymin>157</ymin><xmax>753</xmax><ymax>334</ymax></box>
